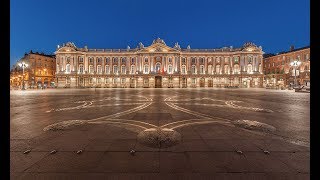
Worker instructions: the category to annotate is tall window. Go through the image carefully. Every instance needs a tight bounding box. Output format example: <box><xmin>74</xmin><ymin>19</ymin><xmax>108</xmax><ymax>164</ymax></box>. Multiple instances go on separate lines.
<box><xmin>113</xmin><ymin>66</ymin><xmax>118</xmax><ymax>74</ymax></box>
<box><xmin>200</xmin><ymin>58</ymin><xmax>204</xmax><ymax>64</ymax></box>
<box><xmin>182</xmin><ymin>58</ymin><xmax>186</xmax><ymax>64</ymax></box>
<box><xmin>192</xmin><ymin>78</ymin><xmax>196</xmax><ymax>84</ymax></box>
<box><xmin>247</xmin><ymin>64</ymin><xmax>252</xmax><ymax>73</ymax></box>
<box><xmin>66</xmin><ymin>64</ymin><xmax>71</xmax><ymax>73</ymax></box>
<box><xmin>130</xmin><ymin>65</ymin><xmax>135</xmax><ymax>74</ymax></box>
<box><xmin>200</xmin><ymin>65</ymin><xmax>204</xmax><ymax>74</ymax></box>
<box><xmin>121</xmin><ymin>66</ymin><xmax>126</xmax><ymax>74</ymax></box>
<box><xmin>208</xmin><ymin>65</ymin><xmax>212</xmax><ymax>74</ymax></box>
<box><xmin>79</xmin><ymin>57</ymin><xmax>84</xmax><ymax>63</ymax></box>
<box><xmin>191</xmin><ymin>65</ymin><xmax>196</xmax><ymax>74</ymax></box>
<box><xmin>113</xmin><ymin>57</ymin><xmax>118</xmax><ymax>64</ymax></box>
<box><xmin>181</xmin><ymin>65</ymin><xmax>186</xmax><ymax>74</ymax></box>
<box><xmin>131</xmin><ymin>58</ymin><xmax>135</xmax><ymax>64</ymax></box>
<box><xmin>144</xmin><ymin>65</ymin><xmax>149</xmax><ymax>74</ymax></box>
<box><xmin>121</xmin><ymin>57</ymin><xmax>126</xmax><ymax>64</ymax></box>
<box><xmin>233</xmin><ymin>64</ymin><xmax>239</xmax><ymax>74</ymax></box>
<box><xmin>234</xmin><ymin>57</ymin><xmax>239</xmax><ymax>63</ymax></box>
<box><xmin>97</xmin><ymin>65</ymin><xmax>102</xmax><ymax>74</ymax></box>
<box><xmin>192</xmin><ymin>58</ymin><xmax>196</xmax><ymax>64</ymax></box>
<box><xmin>168</xmin><ymin>65</ymin><xmax>172</xmax><ymax>74</ymax></box>
<box><xmin>105</xmin><ymin>65</ymin><xmax>110</xmax><ymax>74</ymax></box>
<box><xmin>89</xmin><ymin>65</ymin><xmax>94</xmax><ymax>73</ymax></box>
<box><xmin>155</xmin><ymin>63</ymin><xmax>161</xmax><ymax>72</ymax></box>
<box><xmin>145</xmin><ymin>58</ymin><xmax>148</xmax><ymax>63</ymax></box>
<box><xmin>79</xmin><ymin>65</ymin><xmax>84</xmax><ymax>73</ymax></box>
<box><xmin>224</xmin><ymin>65</ymin><xmax>229</xmax><ymax>74</ymax></box>
<box><xmin>216</xmin><ymin>65</ymin><xmax>220</xmax><ymax>74</ymax></box>
<box><xmin>168</xmin><ymin>58</ymin><xmax>172</xmax><ymax>63</ymax></box>
<box><xmin>89</xmin><ymin>57</ymin><xmax>93</xmax><ymax>64</ymax></box>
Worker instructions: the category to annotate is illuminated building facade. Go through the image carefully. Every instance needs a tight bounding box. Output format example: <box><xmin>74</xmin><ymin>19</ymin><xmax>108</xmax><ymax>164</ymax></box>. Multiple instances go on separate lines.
<box><xmin>263</xmin><ymin>46</ymin><xmax>310</xmax><ymax>88</ymax></box>
<box><xmin>55</xmin><ymin>38</ymin><xmax>264</xmax><ymax>88</ymax></box>
<box><xmin>10</xmin><ymin>51</ymin><xmax>56</xmax><ymax>89</ymax></box>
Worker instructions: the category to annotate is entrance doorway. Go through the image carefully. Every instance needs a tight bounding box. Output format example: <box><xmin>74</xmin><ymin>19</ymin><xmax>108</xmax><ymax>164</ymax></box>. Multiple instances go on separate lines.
<box><xmin>208</xmin><ymin>79</ymin><xmax>213</xmax><ymax>87</ymax></box>
<box><xmin>200</xmin><ymin>78</ymin><xmax>205</xmax><ymax>87</ymax></box>
<box><xmin>182</xmin><ymin>77</ymin><xmax>187</xmax><ymax>88</ymax></box>
<box><xmin>155</xmin><ymin>76</ymin><xmax>162</xmax><ymax>88</ymax></box>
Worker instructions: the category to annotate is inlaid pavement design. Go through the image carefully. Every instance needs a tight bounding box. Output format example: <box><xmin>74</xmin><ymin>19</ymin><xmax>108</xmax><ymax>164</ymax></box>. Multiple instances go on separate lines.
<box><xmin>10</xmin><ymin>88</ymin><xmax>310</xmax><ymax>179</ymax></box>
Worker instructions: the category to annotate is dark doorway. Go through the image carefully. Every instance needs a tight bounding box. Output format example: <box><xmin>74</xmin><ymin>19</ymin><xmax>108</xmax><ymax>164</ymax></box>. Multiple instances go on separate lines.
<box><xmin>155</xmin><ymin>76</ymin><xmax>162</xmax><ymax>88</ymax></box>
<box><xmin>208</xmin><ymin>79</ymin><xmax>213</xmax><ymax>87</ymax></box>
<box><xmin>200</xmin><ymin>78</ymin><xmax>205</xmax><ymax>87</ymax></box>
<box><xmin>182</xmin><ymin>77</ymin><xmax>187</xmax><ymax>88</ymax></box>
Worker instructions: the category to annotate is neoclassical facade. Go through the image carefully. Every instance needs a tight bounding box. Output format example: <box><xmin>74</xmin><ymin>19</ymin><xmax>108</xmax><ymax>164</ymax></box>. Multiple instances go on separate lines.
<box><xmin>55</xmin><ymin>38</ymin><xmax>264</xmax><ymax>88</ymax></box>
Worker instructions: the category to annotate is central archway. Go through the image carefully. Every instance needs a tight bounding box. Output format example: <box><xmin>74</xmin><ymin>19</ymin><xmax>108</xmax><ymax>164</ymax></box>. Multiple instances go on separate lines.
<box><xmin>155</xmin><ymin>76</ymin><xmax>162</xmax><ymax>88</ymax></box>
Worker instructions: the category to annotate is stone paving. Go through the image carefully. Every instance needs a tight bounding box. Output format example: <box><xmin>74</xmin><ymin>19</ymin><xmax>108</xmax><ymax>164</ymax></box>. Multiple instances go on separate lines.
<box><xmin>10</xmin><ymin>88</ymin><xmax>310</xmax><ymax>179</ymax></box>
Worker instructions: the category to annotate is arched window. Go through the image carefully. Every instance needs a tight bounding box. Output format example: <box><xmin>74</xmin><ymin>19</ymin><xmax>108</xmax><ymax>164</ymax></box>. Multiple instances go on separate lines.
<box><xmin>216</xmin><ymin>65</ymin><xmax>220</xmax><ymax>74</ymax></box>
<box><xmin>89</xmin><ymin>57</ymin><xmax>94</xmax><ymax>64</ymax></box>
<box><xmin>113</xmin><ymin>57</ymin><xmax>118</xmax><ymax>64</ymax></box>
<box><xmin>121</xmin><ymin>65</ymin><xmax>126</xmax><ymax>74</ymax></box>
<box><xmin>168</xmin><ymin>65</ymin><xmax>173</xmax><ymax>74</ymax></box>
<box><xmin>113</xmin><ymin>65</ymin><xmax>118</xmax><ymax>74</ymax></box>
<box><xmin>97</xmin><ymin>57</ymin><xmax>102</xmax><ymax>63</ymax></box>
<box><xmin>182</xmin><ymin>58</ymin><xmax>186</xmax><ymax>64</ymax></box>
<box><xmin>191</xmin><ymin>58</ymin><xmax>196</xmax><ymax>64</ymax></box>
<box><xmin>155</xmin><ymin>63</ymin><xmax>161</xmax><ymax>72</ymax></box>
<box><xmin>121</xmin><ymin>57</ymin><xmax>126</xmax><ymax>64</ymax></box>
<box><xmin>181</xmin><ymin>65</ymin><xmax>186</xmax><ymax>74</ymax></box>
<box><xmin>66</xmin><ymin>64</ymin><xmax>71</xmax><ymax>73</ymax></box>
<box><xmin>224</xmin><ymin>65</ymin><xmax>229</xmax><ymax>74</ymax></box>
<box><xmin>208</xmin><ymin>65</ymin><xmax>212</xmax><ymax>74</ymax></box>
<box><xmin>130</xmin><ymin>65</ymin><xmax>135</xmax><ymax>74</ymax></box>
<box><xmin>200</xmin><ymin>65</ymin><xmax>204</xmax><ymax>74</ymax></box>
<box><xmin>89</xmin><ymin>65</ymin><xmax>94</xmax><ymax>73</ymax></box>
<box><xmin>105</xmin><ymin>57</ymin><xmax>110</xmax><ymax>64</ymax></box>
<box><xmin>200</xmin><ymin>58</ymin><xmax>204</xmax><ymax>64</ymax></box>
<box><xmin>144</xmin><ymin>65</ymin><xmax>149</xmax><ymax>74</ymax></box>
<box><xmin>247</xmin><ymin>64</ymin><xmax>252</xmax><ymax>73</ymax></box>
<box><xmin>233</xmin><ymin>64</ymin><xmax>240</xmax><ymax>74</ymax></box>
<box><xmin>97</xmin><ymin>65</ymin><xmax>102</xmax><ymax>74</ymax></box>
<box><xmin>79</xmin><ymin>64</ymin><xmax>84</xmax><ymax>73</ymax></box>
<box><xmin>191</xmin><ymin>65</ymin><xmax>196</xmax><ymax>74</ymax></box>
<box><xmin>105</xmin><ymin>65</ymin><xmax>110</xmax><ymax>74</ymax></box>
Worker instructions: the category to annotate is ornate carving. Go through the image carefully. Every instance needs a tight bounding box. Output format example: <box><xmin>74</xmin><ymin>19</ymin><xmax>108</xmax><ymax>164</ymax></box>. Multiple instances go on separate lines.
<box><xmin>174</xmin><ymin>42</ymin><xmax>181</xmax><ymax>50</ymax></box>
<box><xmin>152</xmin><ymin>38</ymin><xmax>166</xmax><ymax>45</ymax></box>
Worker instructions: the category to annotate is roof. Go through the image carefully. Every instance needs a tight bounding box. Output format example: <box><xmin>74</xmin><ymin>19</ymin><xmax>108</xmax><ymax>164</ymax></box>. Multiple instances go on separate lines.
<box><xmin>264</xmin><ymin>45</ymin><xmax>309</xmax><ymax>59</ymax></box>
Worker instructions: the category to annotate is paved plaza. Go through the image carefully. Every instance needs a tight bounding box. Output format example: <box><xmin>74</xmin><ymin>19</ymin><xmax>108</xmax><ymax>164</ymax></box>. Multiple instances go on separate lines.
<box><xmin>10</xmin><ymin>88</ymin><xmax>310</xmax><ymax>179</ymax></box>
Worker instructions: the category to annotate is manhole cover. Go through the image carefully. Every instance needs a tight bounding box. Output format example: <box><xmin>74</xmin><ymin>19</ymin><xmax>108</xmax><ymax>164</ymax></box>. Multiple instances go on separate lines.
<box><xmin>137</xmin><ymin>128</ymin><xmax>181</xmax><ymax>148</ymax></box>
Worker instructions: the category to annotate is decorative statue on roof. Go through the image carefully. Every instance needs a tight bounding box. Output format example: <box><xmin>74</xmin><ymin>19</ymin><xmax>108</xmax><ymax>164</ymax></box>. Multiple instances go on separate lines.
<box><xmin>187</xmin><ymin>45</ymin><xmax>191</xmax><ymax>50</ymax></box>
<box><xmin>174</xmin><ymin>42</ymin><xmax>181</xmax><ymax>50</ymax></box>
<box><xmin>139</xmin><ymin>42</ymin><xmax>144</xmax><ymax>49</ymax></box>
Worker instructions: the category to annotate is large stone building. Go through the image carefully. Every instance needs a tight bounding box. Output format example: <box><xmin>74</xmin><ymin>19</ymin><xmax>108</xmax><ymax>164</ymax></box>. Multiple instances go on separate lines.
<box><xmin>10</xmin><ymin>51</ymin><xmax>56</xmax><ymax>89</ymax></box>
<box><xmin>263</xmin><ymin>46</ymin><xmax>310</xmax><ymax>88</ymax></box>
<box><xmin>55</xmin><ymin>38</ymin><xmax>264</xmax><ymax>88</ymax></box>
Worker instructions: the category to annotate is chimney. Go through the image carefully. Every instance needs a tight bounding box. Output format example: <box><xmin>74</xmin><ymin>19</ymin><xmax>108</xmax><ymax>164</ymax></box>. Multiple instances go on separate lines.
<box><xmin>290</xmin><ymin>45</ymin><xmax>294</xmax><ymax>51</ymax></box>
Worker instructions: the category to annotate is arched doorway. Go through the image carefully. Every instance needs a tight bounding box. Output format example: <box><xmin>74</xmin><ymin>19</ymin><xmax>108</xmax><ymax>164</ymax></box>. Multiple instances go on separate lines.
<box><xmin>155</xmin><ymin>76</ymin><xmax>162</xmax><ymax>88</ymax></box>
<box><xmin>182</xmin><ymin>77</ymin><xmax>187</xmax><ymax>88</ymax></box>
<box><xmin>208</xmin><ymin>79</ymin><xmax>213</xmax><ymax>87</ymax></box>
<box><xmin>200</xmin><ymin>78</ymin><xmax>205</xmax><ymax>87</ymax></box>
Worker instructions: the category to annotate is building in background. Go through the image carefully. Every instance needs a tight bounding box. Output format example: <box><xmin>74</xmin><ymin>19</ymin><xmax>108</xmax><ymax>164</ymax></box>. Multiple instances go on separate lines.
<box><xmin>10</xmin><ymin>51</ymin><xmax>56</xmax><ymax>89</ymax></box>
<box><xmin>55</xmin><ymin>38</ymin><xmax>264</xmax><ymax>88</ymax></box>
<box><xmin>263</xmin><ymin>46</ymin><xmax>310</xmax><ymax>89</ymax></box>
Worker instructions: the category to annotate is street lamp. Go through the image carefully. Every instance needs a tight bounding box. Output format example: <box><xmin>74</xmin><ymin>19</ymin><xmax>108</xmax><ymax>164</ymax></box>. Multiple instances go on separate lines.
<box><xmin>18</xmin><ymin>61</ymin><xmax>28</xmax><ymax>90</ymax></box>
<box><xmin>290</xmin><ymin>60</ymin><xmax>301</xmax><ymax>88</ymax></box>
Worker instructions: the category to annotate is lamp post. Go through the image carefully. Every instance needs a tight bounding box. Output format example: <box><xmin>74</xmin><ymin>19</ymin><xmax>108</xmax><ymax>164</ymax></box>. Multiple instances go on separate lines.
<box><xmin>290</xmin><ymin>60</ymin><xmax>301</xmax><ymax>88</ymax></box>
<box><xmin>18</xmin><ymin>62</ymin><xmax>28</xmax><ymax>90</ymax></box>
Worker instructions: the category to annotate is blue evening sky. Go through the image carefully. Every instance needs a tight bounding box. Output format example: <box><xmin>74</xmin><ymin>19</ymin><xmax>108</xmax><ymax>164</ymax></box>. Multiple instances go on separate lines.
<box><xmin>10</xmin><ymin>0</ymin><xmax>309</xmax><ymax>66</ymax></box>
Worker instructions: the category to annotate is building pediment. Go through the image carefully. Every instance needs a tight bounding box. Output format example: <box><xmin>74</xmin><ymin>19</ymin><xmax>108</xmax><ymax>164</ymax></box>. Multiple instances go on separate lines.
<box><xmin>56</xmin><ymin>42</ymin><xmax>78</xmax><ymax>53</ymax></box>
<box><xmin>137</xmin><ymin>38</ymin><xmax>180</xmax><ymax>53</ymax></box>
<box><xmin>241</xmin><ymin>42</ymin><xmax>262</xmax><ymax>52</ymax></box>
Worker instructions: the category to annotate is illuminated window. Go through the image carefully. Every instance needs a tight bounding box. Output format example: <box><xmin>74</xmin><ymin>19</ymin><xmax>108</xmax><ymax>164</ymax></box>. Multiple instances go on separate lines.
<box><xmin>182</xmin><ymin>65</ymin><xmax>186</xmax><ymax>74</ymax></box>
<box><xmin>121</xmin><ymin>66</ymin><xmax>126</xmax><ymax>74</ymax></box>
<box><xmin>97</xmin><ymin>65</ymin><xmax>102</xmax><ymax>74</ymax></box>
<box><xmin>66</xmin><ymin>64</ymin><xmax>71</xmax><ymax>73</ymax></box>
<box><xmin>113</xmin><ymin>66</ymin><xmax>118</xmax><ymax>74</ymax></box>
<box><xmin>89</xmin><ymin>65</ymin><xmax>94</xmax><ymax>73</ymax></box>
<box><xmin>79</xmin><ymin>65</ymin><xmax>84</xmax><ymax>73</ymax></box>
<box><xmin>105</xmin><ymin>65</ymin><xmax>110</xmax><ymax>74</ymax></box>
<box><xmin>144</xmin><ymin>65</ymin><xmax>149</xmax><ymax>74</ymax></box>
<box><xmin>130</xmin><ymin>65</ymin><xmax>135</xmax><ymax>74</ymax></box>
<box><xmin>191</xmin><ymin>65</ymin><xmax>196</xmax><ymax>74</ymax></box>
<box><xmin>168</xmin><ymin>65</ymin><xmax>172</xmax><ymax>74</ymax></box>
